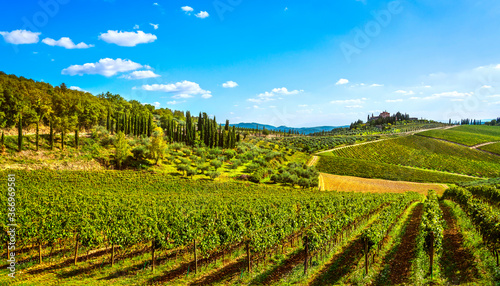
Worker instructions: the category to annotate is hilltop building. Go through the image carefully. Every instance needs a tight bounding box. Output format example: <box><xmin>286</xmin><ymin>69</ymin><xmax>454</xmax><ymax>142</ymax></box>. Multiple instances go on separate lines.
<box><xmin>368</xmin><ymin>111</ymin><xmax>391</xmax><ymax>121</ymax></box>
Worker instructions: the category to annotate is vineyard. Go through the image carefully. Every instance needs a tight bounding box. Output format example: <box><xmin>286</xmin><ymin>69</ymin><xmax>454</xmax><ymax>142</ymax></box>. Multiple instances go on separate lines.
<box><xmin>417</xmin><ymin>125</ymin><xmax>500</xmax><ymax>146</ymax></box>
<box><xmin>268</xmin><ymin>135</ymin><xmax>380</xmax><ymax>154</ymax></box>
<box><xmin>322</xmin><ymin>135</ymin><xmax>500</xmax><ymax>178</ymax></box>
<box><xmin>1</xmin><ymin>170</ymin><xmax>499</xmax><ymax>285</ymax></box>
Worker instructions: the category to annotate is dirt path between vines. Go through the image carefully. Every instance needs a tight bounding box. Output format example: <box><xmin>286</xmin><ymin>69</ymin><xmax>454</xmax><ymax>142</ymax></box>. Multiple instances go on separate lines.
<box><xmin>439</xmin><ymin>203</ymin><xmax>479</xmax><ymax>284</ymax></box>
<box><xmin>387</xmin><ymin>203</ymin><xmax>423</xmax><ymax>284</ymax></box>
<box><xmin>309</xmin><ymin>236</ymin><xmax>364</xmax><ymax>285</ymax></box>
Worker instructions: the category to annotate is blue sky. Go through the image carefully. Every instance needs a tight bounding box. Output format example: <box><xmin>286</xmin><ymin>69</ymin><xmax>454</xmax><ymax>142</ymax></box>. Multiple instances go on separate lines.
<box><xmin>1</xmin><ymin>0</ymin><xmax>500</xmax><ymax>127</ymax></box>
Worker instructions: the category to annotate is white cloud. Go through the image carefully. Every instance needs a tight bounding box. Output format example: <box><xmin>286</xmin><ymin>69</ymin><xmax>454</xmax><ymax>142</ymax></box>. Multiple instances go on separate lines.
<box><xmin>69</xmin><ymin>86</ymin><xmax>88</xmax><ymax>92</ymax></box>
<box><xmin>120</xmin><ymin>70</ymin><xmax>160</xmax><ymax>80</ymax></box>
<box><xmin>195</xmin><ymin>11</ymin><xmax>209</xmax><ymax>18</ymax></box>
<box><xmin>181</xmin><ymin>6</ymin><xmax>193</xmax><ymax>13</ymax></box>
<box><xmin>487</xmin><ymin>94</ymin><xmax>500</xmax><ymax>98</ymax></box>
<box><xmin>167</xmin><ymin>100</ymin><xmax>185</xmax><ymax>105</ymax></box>
<box><xmin>98</xmin><ymin>30</ymin><xmax>157</xmax><ymax>47</ymax></box>
<box><xmin>42</xmin><ymin>37</ymin><xmax>94</xmax><ymax>49</ymax></box>
<box><xmin>142</xmin><ymin>81</ymin><xmax>212</xmax><ymax>99</ymax></box>
<box><xmin>248</xmin><ymin>87</ymin><xmax>303</xmax><ymax>103</ymax></box>
<box><xmin>394</xmin><ymin>90</ymin><xmax>415</xmax><ymax>95</ymax></box>
<box><xmin>222</xmin><ymin>81</ymin><xmax>238</xmax><ymax>88</ymax></box>
<box><xmin>62</xmin><ymin>58</ymin><xmax>144</xmax><ymax>77</ymax></box>
<box><xmin>370</xmin><ymin>83</ymin><xmax>384</xmax><ymax>87</ymax></box>
<box><xmin>335</xmin><ymin>78</ymin><xmax>349</xmax><ymax>85</ymax></box>
<box><xmin>330</xmin><ymin>98</ymin><xmax>367</xmax><ymax>104</ymax></box>
<box><xmin>386</xmin><ymin>99</ymin><xmax>403</xmax><ymax>103</ymax></box>
<box><xmin>298</xmin><ymin>104</ymin><xmax>308</xmax><ymax>107</ymax></box>
<box><xmin>0</xmin><ymin>30</ymin><xmax>40</xmax><ymax>44</ymax></box>
<box><xmin>272</xmin><ymin>87</ymin><xmax>303</xmax><ymax>95</ymax></box>
<box><xmin>426</xmin><ymin>91</ymin><xmax>473</xmax><ymax>100</ymax></box>
<box><xmin>481</xmin><ymin>85</ymin><xmax>492</xmax><ymax>89</ymax></box>
<box><xmin>150</xmin><ymin>23</ymin><xmax>159</xmax><ymax>30</ymax></box>
<box><xmin>153</xmin><ymin>3</ymin><xmax>159</xmax><ymax>6</ymax></box>
<box><xmin>345</xmin><ymin>105</ymin><xmax>363</xmax><ymax>109</ymax></box>
<box><xmin>133</xmin><ymin>24</ymin><xmax>140</xmax><ymax>29</ymax></box>
<box><xmin>489</xmin><ymin>101</ymin><xmax>500</xmax><ymax>105</ymax></box>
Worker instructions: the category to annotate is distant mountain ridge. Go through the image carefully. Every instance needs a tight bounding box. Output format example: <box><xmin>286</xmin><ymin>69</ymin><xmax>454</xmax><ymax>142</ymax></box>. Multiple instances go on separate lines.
<box><xmin>230</xmin><ymin>122</ymin><xmax>348</xmax><ymax>134</ymax></box>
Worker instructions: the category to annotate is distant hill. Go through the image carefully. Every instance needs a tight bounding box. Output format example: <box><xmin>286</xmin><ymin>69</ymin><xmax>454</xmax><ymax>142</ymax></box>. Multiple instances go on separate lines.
<box><xmin>230</xmin><ymin>122</ymin><xmax>348</xmax><ymax>135</ymax></box>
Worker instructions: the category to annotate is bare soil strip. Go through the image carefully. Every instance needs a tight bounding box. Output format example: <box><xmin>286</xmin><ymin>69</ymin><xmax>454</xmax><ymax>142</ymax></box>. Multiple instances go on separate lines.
<box><xmin>321</xmin><ymin>173</ymin><xmax>448</xmax><ymax>195</ymax></box>
<box><xmin>439</xmin><ymin>203</ymin><xmax>480</xmax><ymax>284</ymax></box>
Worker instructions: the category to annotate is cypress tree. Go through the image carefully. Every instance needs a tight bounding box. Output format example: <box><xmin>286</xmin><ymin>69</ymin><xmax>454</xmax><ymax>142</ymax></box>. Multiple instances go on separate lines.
<box><xmin>49</xmin><ymin>119</ymin><xmax>54</xmax><ymax>150</ymax></box>
<box><xmin>116</xmin><ymin>114</ymin><xmax>120</xmax><ymax>134</ymax></box>
<box><xmin>107</xmin><ymin>108</ymin><xmax>110</xmax><ymax>131</ymax></box>
<box><xmin>17</xmin><ymin>114</ymin><xmax>22</xmax><ymax>152</ymax></box>
<box><xmin>1</xmin><ymin>131</ymin><xmax>4</xmax><ymax>147</ymax></box>
<box><xmin>35</xmin><ymin>121</ymin><xmax>39</xmax><ymax>151</ymax></box>
<box><xmin>148</xmin><ymin>114</ymin><xmax>152</xmax><ymax>137</ymax></box>
<box><xmin>75</xmin><ymin>127</ymin><xmax>79</xmax><ymax>149</ymax></box>
<box><xmin>61</xmin><ymin>130</ymin><xmax>64</xmax><ymax>150</ymax></box>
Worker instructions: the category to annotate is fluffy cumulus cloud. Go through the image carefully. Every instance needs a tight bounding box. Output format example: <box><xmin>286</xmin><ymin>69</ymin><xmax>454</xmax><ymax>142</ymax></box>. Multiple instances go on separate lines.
<box><xmin>150</xmin><ymin>23</ymin><xmax>159</xmax><ymax>30</ymax></box>
<box><xmin>62</xmin><ymin>58</ymin><xmax>144</xmax><ymax>77</ymax></box>
<box><xmin>120</xmin><ymin>70</ymin><xmax>160</xmax><ymax>80</ymax></box>
<box><xmin>335</xmin><ymin>78</ymin><xmax>349</xmax><ymax>85</ymax></box>
<box><xmin>0</xmin><ymin>30</ymin><xmax>40</xmax><ymax>44</ymax></box>
<box><xmin>222</xmin><ymin>81</ymin><xmax>238</xmax><ymax>88</ymax></box>
<box><xmin>142</xmin><ymin>81</ymin><xmax>212</xmax><ymax>99</ymax></box>
<box><xmin>42</xmin><ymin>37</ymin><xmax>94</xmax><ymax>49</ymax></box>
<box><xmin>181</xmin><ymin>6</ymin><xmax>193</xmax><ymax>13</ymax></box>
<box><xmin>195</xmin><ymin>11</ymin><xmax>209</xmax><ymax>18</ymax></box>
<box><xmin>248</xmin><ymin>87</ymin><xmax>303</xmax><ymax>103</ymax></box>
<box><xmin>99</xmin><ymin>30</ymin><xmax>157</xmax><ymax>47</ymax></box>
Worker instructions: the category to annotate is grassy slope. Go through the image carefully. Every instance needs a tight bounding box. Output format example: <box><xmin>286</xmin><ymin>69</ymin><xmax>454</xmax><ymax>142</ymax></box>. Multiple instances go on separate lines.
<box><xmin>324</xmin><ymin>135</ymin><xmax>500</xmax><ymax>178</ymax></box>
<box><xmin>418</xmin><ymin>125</ymin><xmax>500</xmax><ymax>146</ymax></box>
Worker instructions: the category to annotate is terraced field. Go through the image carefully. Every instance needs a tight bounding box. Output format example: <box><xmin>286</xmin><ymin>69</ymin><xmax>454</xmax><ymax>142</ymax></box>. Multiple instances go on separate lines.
<box><xmin>322</xmin><ymin>135</ymin><xmax>500</xmax><ymax>178</ymax></box>
<box><xmin>417</xmin><ymin>125</ymin><xmax>500</xmax><ymax>146</ymax></box>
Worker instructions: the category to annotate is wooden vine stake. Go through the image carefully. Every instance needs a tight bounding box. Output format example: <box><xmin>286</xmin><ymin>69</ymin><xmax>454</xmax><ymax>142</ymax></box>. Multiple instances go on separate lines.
<box><xmin>151</xmin><ymin>239</ymin><xmax>156</xmax><ymax>272</ymax></box>
<box><xmin>194</xmin><ymin>239</ymin><xmax>198</xmax><ymax>274</ymax></box>
<box><xmin>39</xmin><ymin>242</ymin><xmax>43</xmax><ymax>264</ymax></box>
<box><xmin>303</xmin><ymin>236</ymin><xmax>308</xmax><ymax>275</ymax></box>
<box><xmin>246</xmin><ymin>242</ymin><xmax>251</xmax><ymax>272</ymax></box>
<box><xmin>74</xmin><ymin>234</ymin><xmax>79</xmax><ymax>265</ymax></box>
<box><xmin>364</xmin><ymin>238</ymin><xmax>369</xmax><ymax>276</ymax></box>
<box><xmin>111</xmin><ymin>244</ymin><xmax>115</xmax><ymax>266</ymax></box>
<box><xmin>429</xmin><ymin>232</ymin><xmax>434</xmax><ymax>278</ymax></box>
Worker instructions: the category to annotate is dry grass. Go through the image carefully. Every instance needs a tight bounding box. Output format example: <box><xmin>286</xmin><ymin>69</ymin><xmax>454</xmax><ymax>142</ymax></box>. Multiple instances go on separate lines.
<box><xmin>321</xmin><ymin>172</ymin><xmax>448</xmax><ymax>195</ymax></box>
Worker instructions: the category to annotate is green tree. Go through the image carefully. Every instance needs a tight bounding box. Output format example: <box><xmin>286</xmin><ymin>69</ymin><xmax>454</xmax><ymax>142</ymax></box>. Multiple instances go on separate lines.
<box><xmin>149</xmin><ymin>128</ymin><xmax>166</xmax><ymax>165</ymax></box>
<box><xmin>114</xmin><ymin>131</ymin><xmax>131</xmax><ymax>169</ymax></box>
